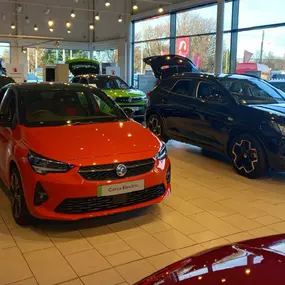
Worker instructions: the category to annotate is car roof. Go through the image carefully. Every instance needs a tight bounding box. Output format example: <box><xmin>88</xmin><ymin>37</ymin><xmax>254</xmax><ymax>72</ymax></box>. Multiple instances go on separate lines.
<box><xmin>75</xmin><ymin>74</ymin><xmax>119</xmax><ymax>79</ymax></box>
<box><xmin>11</xmin><ymin>82</ymin><xmax>96</xmax><ymax>92</ymax></box>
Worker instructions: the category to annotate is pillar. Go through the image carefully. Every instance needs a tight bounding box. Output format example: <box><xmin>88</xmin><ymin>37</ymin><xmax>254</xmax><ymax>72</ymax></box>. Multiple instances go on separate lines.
<box><xmin>215</xmin><ymin>0</ymin><xmax>225</xmax><ymax>74</ymax></box>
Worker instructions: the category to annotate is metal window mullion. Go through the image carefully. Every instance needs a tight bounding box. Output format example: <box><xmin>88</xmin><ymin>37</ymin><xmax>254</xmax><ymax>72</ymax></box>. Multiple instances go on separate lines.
<box><xmin>230</xmin><ymin>0</ymin><xmax>239</xmax><ymax>73</ymax></box>
<box><xmin>170</xmin><ymin>13</ymin><xmax>177</xmax><ymax>54</ymax></box>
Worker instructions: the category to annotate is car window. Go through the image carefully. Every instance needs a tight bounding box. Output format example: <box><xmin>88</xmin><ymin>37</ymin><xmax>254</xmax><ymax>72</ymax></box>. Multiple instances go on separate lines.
<box><xmin>159</xmin><ymin>79</ymin><xmax>176</xmax><ymax>91</ymax></box>
<box><xmin>172</xmin><ymin>80</ymin><xmax>195</xmax><ymax>97</ymax></box>
<box><xmin>80</xmin><ymin>78</ymin><xmax>88</xmax><ymax>85</ymax></box>
<box><xmin>197</xmin><ymin>81</ymin><xmax>224</xmax><ymax>102</ymax></box>
<box><xmin>72</xmin><ymin>77</ymin><xmax>81</xmax><ymax>84</ymax></box>
<box><xmin>219</xmin><ymin>78</ymin><xmax>285</xmax><ymax>105</ymax></box>
<box><xmin>0</xmin><ymin>89</ymin><xmax>16</xmax><ymax>122</ymax></box>
<box><xmin>18</xmin><ymin>88</ymin><xmax>127</xmax><ymax>127</ymax></box>
<box><xmin>88</xmin><ymin>77</ymin><xmax>129</xmax><ymax>90</ymax></box>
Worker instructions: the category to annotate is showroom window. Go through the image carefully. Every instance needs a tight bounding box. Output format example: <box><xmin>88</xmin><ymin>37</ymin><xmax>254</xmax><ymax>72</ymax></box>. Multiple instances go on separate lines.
<box><xmin>93</xmin><ymin>49</ymin><xmax>118</xmax><ymax>66</ymax></box>
<box><xmin>0</xmin><ymin>42</ymin><xmax>11</xmax><ymax>64</ymax></box>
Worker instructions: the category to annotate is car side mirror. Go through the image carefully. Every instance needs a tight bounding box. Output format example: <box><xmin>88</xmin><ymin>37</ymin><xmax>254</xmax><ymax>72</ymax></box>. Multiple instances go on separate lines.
<box><xmin>0</xmin><ymin>114</ymin><xmax>12</xmax><ymax>127</ymax></box>
<box><xmin>124</xmin><ymin>107</ymin><xmax>135</xmax><ymax>118</ymax></box>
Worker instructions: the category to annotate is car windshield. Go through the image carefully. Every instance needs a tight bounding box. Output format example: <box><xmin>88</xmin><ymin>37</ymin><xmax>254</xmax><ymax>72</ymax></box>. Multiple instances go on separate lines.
<box><xmin>88</xmin><ymin>77</ymin><xmax>129</xmax><ymax>90</ymax></box>
<box><xmin>219</xmin><ymin>77</ymin><xmax>285</xmax><ymax>105</ymax></box>
<box><xmin>19</xmin><ymin>88</ymin><xmax>127</xmax><ymax>127</ymax></box>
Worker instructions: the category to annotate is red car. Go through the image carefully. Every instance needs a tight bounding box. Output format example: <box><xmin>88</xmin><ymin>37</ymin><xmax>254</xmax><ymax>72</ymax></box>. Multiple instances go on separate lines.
<box><xmin>136</xmin><ymin>234</ymin><xmax>285</xmax><ymax>285</ymax></box>
<box><xmin>0</xmin><ymin>83</ymin><xmax>171</xmax><ymax>225</ymax></box>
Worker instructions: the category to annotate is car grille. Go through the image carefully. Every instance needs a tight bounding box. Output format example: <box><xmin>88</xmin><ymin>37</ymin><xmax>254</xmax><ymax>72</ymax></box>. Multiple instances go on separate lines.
<box><xmin>54</xmin><ymin>184</ymin><xmax>165</xmax><ymax>214</ymax></box>
<box><xmin>115</xmin><ymin>97</ymin><xmax>144</xmax><ymax>103</ymax></box>
<box><xmin>78</xmin><ymin>158</ymin><xmax>155</xmax><ymax>181</ymax></box>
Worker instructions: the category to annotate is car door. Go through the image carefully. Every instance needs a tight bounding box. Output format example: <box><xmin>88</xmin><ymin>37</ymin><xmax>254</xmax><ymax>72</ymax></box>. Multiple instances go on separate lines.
<box><xmin>0</xmin><ymin>88</ymin><xmax>17</xmax><ymax>181</ymax></box>
<box><xmin>194</xmin><ymin>80</ymin><xmax>236</xmax><ymax>151</ymax></box>
<box><xmin>164</xmin><ymin>78</ymin><xmax>203</xmax><ymax>143</ymax></box>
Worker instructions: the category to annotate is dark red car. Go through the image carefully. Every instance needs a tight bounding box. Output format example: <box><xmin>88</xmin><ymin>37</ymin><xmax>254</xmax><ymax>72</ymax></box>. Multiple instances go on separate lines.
<box><xmin>136</xmin><ymin>234</ymin><xmax>285</xmax><ymax>285</ymax></box>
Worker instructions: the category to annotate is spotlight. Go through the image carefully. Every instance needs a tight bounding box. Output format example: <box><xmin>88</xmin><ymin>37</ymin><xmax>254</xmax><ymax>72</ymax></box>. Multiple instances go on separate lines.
<box><xmin>34</xmin><ymin>24</ymin><xmax>38</xmax><ymax>31</ymax></box>
<box><xmin>95</xmin><ymin>12</ymin><xmax>100</xmax><ymax>21</ymax></box>
<box><xmin>70</xmin><ymin>9</ymin><xmax>76</xmax><ymax>18</ymax></box>
<box><xmin>16</xmin><ymin>4</ymin><xmax>22</xmax><ymax>13</ymax></box>
<box><xmin>133</xmin><ymin>2</ymin><xmax>138</xmax><ymax>10</ymax></box>
<box><xmin>25</xmin><ymin>16</ymin><xmax>30</xmax><ymax>24</ymax></box>
<box><xmin>118</xmin><ymin>15</ymin><xmax>123</xmax><ymax>23</ymax></box>
<box><xmin>66</xmin><ymin>21</ymin><xmax>71</xmax><ymax>28</ymax></box>
<box><xmin>48</xmin><ymin>19</ymin><xmax>54</xmax><ymax>27</ymax></box>
<box><xmin>105</xmin><ymin>1</ymin><xmax>111</xmax><ymax>7</ymax></box>
<box><xmin>158</xmin><ymin>6</ymin><xmax>164</xmax><ymax>13</ymax></box>
<box><xmin>11</xmin><ymin>23</ymin><xmax>16</xmax><ymax>29</ymax></box>
<box><xmin>89</xmin><ymin>23</ymin><xmax>94</xmax><ymax>30</ymax></box>
<box><xmin>49</xmin><ymin>27</ymin><xmax>54</xmax><ymax>32</ymax></box>
<box><xmin>21</xmin><ymin>47</ymin><xmax>27</xmax><ymax>53</ymax></box>
<box><xmin>67</xmin><ymin>29</ymin><xmax>71</xmax><ymax>33</ymax></box>
<box><xmin>44</xmin><ymin>7</ymin><xmax>51</xmax><ymax>15</ymax></box>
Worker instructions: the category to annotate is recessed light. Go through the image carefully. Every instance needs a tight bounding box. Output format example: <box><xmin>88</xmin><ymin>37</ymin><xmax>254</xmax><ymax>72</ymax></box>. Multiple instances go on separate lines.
<box><xmin>70</xmin><ymin>9</ymin><xmax>76</xmax><ymax>18</ymax></box>
<box><xmin>34</xmin><ymin>24</ymin><xmax>38</xmax><ymax>31</ymax></box>
<box><xmin>105</xmin><ymin>1</ymin><xmax>111</xmax><ymax>7</ymax></box>
<box><xmin>48</xmin><ymin>19</ymin><xmax>54</xmax><ymax>27</ymax></box>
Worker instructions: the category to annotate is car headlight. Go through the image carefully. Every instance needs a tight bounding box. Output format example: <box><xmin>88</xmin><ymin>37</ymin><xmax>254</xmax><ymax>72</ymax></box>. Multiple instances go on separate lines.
<box><xmin>155</xmin><ymin>143</ymin><xmax>167</xmax><ymax>160</ymax></box>
<box><xmin>271</xmin><ymin>122</ymin><xmax>285</xmax><ymax>136</ymax></box>
<box><xmin>28</xmin><ymin>150</ymin><xmax>73</xmax><ymax>175</ymax></box>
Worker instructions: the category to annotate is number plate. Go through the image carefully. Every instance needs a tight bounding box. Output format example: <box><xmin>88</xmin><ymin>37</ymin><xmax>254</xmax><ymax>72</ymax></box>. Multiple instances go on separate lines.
<box><xmin>98</xmin><ymin>180</ymin><xmax>145</xmax><ymax>197</ymax></box>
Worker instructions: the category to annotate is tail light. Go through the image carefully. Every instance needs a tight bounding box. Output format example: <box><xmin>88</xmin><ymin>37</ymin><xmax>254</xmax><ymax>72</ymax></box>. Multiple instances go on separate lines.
<box><xmin>147</xmin><ymin>92</ymin><xmax>151</xmax><ymax>98</ymax></box>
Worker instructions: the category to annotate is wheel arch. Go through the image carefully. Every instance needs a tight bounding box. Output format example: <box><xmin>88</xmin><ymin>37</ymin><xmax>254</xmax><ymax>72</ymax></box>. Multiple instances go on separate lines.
<box><xmin>146</xmin><ymin>109</ymin><xmax>168</xmax><ymax>132</ymax></box>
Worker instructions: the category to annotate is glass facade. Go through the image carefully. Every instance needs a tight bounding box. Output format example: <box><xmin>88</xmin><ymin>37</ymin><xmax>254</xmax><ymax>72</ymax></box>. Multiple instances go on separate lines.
<box><xmin>0</xmin><ymin>42</ymin><xmax>10</xmax><ymax>65</ymax></box>
<box><xmin>131</xmin><ymin>0</ymin><xmax>285</xmax><ymax>85</ymax></box>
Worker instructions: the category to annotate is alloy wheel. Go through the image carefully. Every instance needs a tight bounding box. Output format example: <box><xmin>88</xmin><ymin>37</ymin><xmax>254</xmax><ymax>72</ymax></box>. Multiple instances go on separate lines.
<box><xmin>148</xmin><ymin>117</ymin><xmax>162</xmax><ymax>137</ymax></box>
<box><xmin>11</xmin><ymin>173</ymin><xmax>22</xmax><ymax>219</ymax></box>
<box><xmin>232</xmin><ymin>139</ymin><xmax>258</xmax><ymax>174</ymax></box>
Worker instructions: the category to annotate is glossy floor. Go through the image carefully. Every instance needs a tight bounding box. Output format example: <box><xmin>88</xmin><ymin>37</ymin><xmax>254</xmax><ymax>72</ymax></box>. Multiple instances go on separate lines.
<box><xmin>1</xmin><ymin>141</ymin><xmax>285</xmax><ymax>285</ymax></box>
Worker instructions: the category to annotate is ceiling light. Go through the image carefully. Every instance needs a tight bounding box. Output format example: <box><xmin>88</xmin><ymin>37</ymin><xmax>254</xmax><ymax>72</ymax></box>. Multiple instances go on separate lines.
<box><xmin>16</xmin><ymin>4</ymin><xmax>22</xmax><ymax>13</ymax></box>
<box><xmin>34</xmin><ymin>24</ymin><xmax>38</xmax><ymax>31</ymax></box>
<box><xmin>95</xmin><ymin>12</ymin><xmax>100</xmax><ymax>21</ymax></box>
<box><xmin>11</xmin><ymin>23</ymin><xmax>16</xmax><ymax>29</ymax></box>
<box><xmin>25</xmin><ymin>16</ymin><xmax>30</xmax><ymax>24</ymax></box>
<box><xmin>89</xmin><ymin>23</ymin><xmax>94</xmax><ymax>30</ymax></box>
<box><xmin>105</xmin><ymin>1</ymin><xmax>111</xmax><ymax>7</ymax></box>
<box><xmin>158</xmin><ymin>6</ymin><xmax>164</xmax><ymax>13</ymax></box>
<box><xmin>118</xmin><ymin>15</ymin><xmax>123</xmax><ymax>23</ymax></box>
<box><xmin>66</xmin><ymin>21</ymin><xmax>71</xmax><ymax>28</ymax></box>
<box><xmin>49</xmin><ymin>27</ymin><xmax>54</xmax><ymax>32</ymax></box>
<box><xmin>1</xmin><ymin>13</ymin><xmax>5</xmax><ymax>21</ymax></box>
<box><xmin>44</xmin><ymin>7</ymin><xmax>51</xmax><ymax>15</ymax></box>
<box><xmin>21</xmin><ymin>47</ymin><xmax>27</xmax><ymax>53</ymax></box>
<box><xmin>67</xmin><ymin>29</ymin><xmax>71</xmax><ymax>33</ymax></box>
<box><xmin>48</xmin><ymin>19</ymin><xmax>54</xmax><ymax>27</ymax></box>
<box><xmin>70</xmin><ymin>9</ymin><xmax>76</xmax><ymax>18</ymax></box>
<box><xmin>133</xmin><ymin>2</ymin><xmax>138</xmax><ymax>10</ymax></box>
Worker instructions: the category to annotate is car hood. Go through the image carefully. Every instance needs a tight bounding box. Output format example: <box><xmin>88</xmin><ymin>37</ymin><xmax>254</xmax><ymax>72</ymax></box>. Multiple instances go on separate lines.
<box><xmin>143</xmin><ymin>54</ymin><xmax>200</xmax><ymax>80</ymax></box>
<box><xmin>247</xmin><ymin>103</ymin><xmax>285</xmax><ymax>122</ymax></box>
<box><xmin>21</xmin><ymin>121</ymin><xmax>160</xmax><ymax>165</ymax></box>
<box><xmin>136</xmin><ymin>234</ymin><xmax>285</xmax><ymax>285</ymax></box>
<box><xmin>103</xmin><ymin>89</ymin><xmax>146</xmax><ymax>98</ymax></box>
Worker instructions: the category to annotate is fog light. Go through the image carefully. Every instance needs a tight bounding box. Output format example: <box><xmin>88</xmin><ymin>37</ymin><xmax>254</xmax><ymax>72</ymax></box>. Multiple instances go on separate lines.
<box><xmin>34</xmin><ymin>182</ymin><xmax>49</xmax><ymax>206</ymax></box>
<box><xmin>166</xmin><ymin>165</ymin><xmax>171</xmax><ymax>184</ymax></box>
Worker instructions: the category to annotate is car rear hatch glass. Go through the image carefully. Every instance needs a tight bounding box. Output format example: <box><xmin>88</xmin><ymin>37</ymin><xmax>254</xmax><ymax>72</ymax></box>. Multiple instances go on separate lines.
<box><xmin>67</xmin><ymin>59</ymin><xmax>100</xmax><ymax>76</ymax></box>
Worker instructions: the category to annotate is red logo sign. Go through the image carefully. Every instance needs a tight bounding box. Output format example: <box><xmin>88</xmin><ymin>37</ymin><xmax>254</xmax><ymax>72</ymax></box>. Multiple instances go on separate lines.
<box><xmin>12</xmin><ymin>67</ymin><xmax>18</xmax><ymax>72</ymax></box>
<box><xmin>176</xmin><ymin>37</ymin><xmax>190</xmax><ymax>57</ymax></box>
<box><xmin>111</xmin><ymin>70</ymin><xmax>116</xmax><ymax>75</ymax></box>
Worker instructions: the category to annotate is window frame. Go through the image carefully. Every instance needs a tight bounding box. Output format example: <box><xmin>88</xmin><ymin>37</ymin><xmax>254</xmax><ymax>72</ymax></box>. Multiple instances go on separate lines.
<box><xmin>170</xmin><ymin>79</ymin><xmax>197</xmax><ymax>98</ymax></box>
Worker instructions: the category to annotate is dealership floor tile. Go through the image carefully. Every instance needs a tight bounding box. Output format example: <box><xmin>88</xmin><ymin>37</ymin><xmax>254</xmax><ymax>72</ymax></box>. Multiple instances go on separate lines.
<box><xmin>2</xmin><ymin>141</ymin><xmax>285</xmax><ymax>284</ymax></box>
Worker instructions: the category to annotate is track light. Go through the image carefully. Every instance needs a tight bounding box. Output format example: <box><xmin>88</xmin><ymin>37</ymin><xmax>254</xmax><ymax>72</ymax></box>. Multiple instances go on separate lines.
<box><xmin>25</xmin><ymin>16</ymin><xmax>30</xmax><ymax>24</ymax></box>
<box><xmin>95</xmin><ymin>12</ymin><xmax>100</xmax><ymax>21</ymax></box>
<box><xmin>49</xmin><ymin>27</ymin><xmax>54</xmax><ymax>32</ymax></box>
<box><xmin>21</xmin><ymin>47</ymin><xmax>27</xmax><ymax>53</ymax></box>
<box><xmin>158</xmin><ymin>5</ymin><xmax>164</xmax><ymax>13</ymax></box>
<box><xmin>48</xmin><ymin>19</ymin><xmax>54</xmax><ymax>27</ymax></box>
<box><xmin>67</xmin><ymin>29</ymin><xmax>71</xmax><ymax>33</ymax></box>
<box><xmin>70</xmin><ymin>9</ymin><xmax>76</xmax><ymax>18</ymax></box>
<box><xmin>44</xmin><ymin>7</ymin><xmax>51</xmax><ymax>15</ymax></box>
<box><xmin>34</xmin><ymin>24</ymin><xmax>38</xmax><ymax>31</ymax></box>
<box><xmin>105</xmin><ymin>1</ymin><xmax>111</xmax><ymax>7</ymax></box>
<box><xmin>11</xmin><ymin>23</ymin><xmax>16</xmax><ymax>29</ymax></box>
<box><xmin>118</xmin><ymin>15</ymin><xmax>123</xmax><ymax>23</ymax></box>
<box><xmin>16</xmin><ymin>4</ymin><xmax>22</xmax><ymax>13</ymax></box>
<box><xmin>89</xmin><ymin>23</ymin><xmax>94</xmax><ymax>30</ymax></box>
<box><xmin>133</xmin><ymin>2</ymin><xmax>138</xmax><ymax>10</ymax></box>
<box><xmin>66</xmin><ymin>21</ymin><xmax>71</xmax><ymax>28</ymax></box>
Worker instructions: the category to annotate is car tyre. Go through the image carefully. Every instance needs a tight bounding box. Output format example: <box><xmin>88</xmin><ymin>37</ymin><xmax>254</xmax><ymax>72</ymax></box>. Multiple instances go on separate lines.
<box><xmin>10</xmin><ymin>168</ymin><xmax>32</xmax><ymax>225</ymax></box>
<box><xmin>230</xmin><ymin>134</ymin><xmax>267</xmax><ymax>178</ymax></box>
<box><xmin>147</xmin><ymin>114</ymin><xmax>169</xmax><ymax>143</ymax></box>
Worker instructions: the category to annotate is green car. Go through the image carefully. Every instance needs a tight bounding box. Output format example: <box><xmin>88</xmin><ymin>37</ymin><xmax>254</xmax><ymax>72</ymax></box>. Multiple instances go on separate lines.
<box><xmin>68</xmin><ymin>59</ymin><xmax>147</xmax><ymax>121</ymax></box>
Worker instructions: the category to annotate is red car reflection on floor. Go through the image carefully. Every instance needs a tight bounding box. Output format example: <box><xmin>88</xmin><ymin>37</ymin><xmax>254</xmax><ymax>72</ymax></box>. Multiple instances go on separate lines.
<box><xmin>136</xmin><ymin>234</ymin><xmax>285</xmax><ymax>285</ymax></box>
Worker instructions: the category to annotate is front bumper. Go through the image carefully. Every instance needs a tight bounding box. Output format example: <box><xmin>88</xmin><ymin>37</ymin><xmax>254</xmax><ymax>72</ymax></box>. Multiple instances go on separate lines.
<box><xmin>19</xmin><ymin>158</ymin><xmax>171</xmax><ymax>221</ymax></box>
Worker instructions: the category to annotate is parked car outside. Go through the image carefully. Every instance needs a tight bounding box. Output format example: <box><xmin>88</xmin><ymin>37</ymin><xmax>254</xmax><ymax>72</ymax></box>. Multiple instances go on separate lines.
<box><xmin>269</xmin><ymin>80</ymin><xmax>285</xmax><ymax>92</ymax></box>
<box><xmin>146</xmin><ymin>73</ymin><xmax>285</xmax><ymax>178</ymax></box>
<box><xmin>0</xmin><ymin>83</ymin><xmax>171</xmax><ymax>225</ymax></box>
<box><xmin>136</xmin><ymin>234</ymin><xmax>285</xmax><ymax>285</ymax></box>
